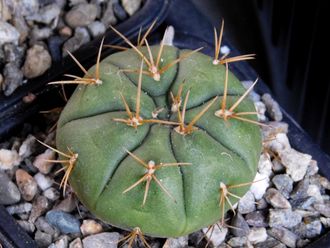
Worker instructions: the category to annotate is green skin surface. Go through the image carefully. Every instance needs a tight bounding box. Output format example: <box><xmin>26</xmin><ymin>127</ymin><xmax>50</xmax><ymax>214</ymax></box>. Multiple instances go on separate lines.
<box><xmin>56</xmin><ymin>45</ymin><xmax>262</xmax><ymax>237</ymax></box>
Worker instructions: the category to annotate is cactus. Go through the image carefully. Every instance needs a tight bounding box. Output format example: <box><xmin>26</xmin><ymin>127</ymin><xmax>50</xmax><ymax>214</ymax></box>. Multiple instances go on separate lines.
<box><xmin>50</xmin><ymin>22</ymin><xmax>262</xmax><ymax>239</ymax></box>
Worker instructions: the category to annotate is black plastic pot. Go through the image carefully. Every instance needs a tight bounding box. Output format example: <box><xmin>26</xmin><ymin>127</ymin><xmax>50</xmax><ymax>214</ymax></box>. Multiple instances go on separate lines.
<box><xmin>1</xmin><ymin>0</ymin><xmax>330</xmax><ymax>247</ymax></box>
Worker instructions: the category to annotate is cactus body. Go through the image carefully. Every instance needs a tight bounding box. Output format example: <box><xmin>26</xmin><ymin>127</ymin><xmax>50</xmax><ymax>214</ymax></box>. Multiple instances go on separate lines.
<box><xmin>56</xmin><ymin>45</ymin><xmax>262</xmax><ymax>237</ymax></box>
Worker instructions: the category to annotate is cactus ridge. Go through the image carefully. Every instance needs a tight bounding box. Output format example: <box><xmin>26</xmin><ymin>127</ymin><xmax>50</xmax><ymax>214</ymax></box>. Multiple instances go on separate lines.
<box><xmin>54</xmin><ymin>36</ymin><xmax>262</xmax><ymax>237</ymax></box>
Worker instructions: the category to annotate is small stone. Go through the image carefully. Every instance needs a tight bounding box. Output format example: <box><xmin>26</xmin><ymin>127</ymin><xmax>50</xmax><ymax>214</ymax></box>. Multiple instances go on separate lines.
<box><xmin>0</xmin><ymin>171</ymin><xmax>21</xmax><ymax>205</ymax></box>
<box><xmin>69</xmin><ymin>237</ymin><xmax>83</xmax><ymax>248</ymax></box>
<box><xmin>43</xmin><ymin>187</ymin><xmax>60</xmax><ymax>201</ymax></box>
<box><xmin>29</xmin><ymin>195</ymin><xmax>50</xmax><ymax>222</ymax></box>
<box><xmin>248</xmin><ymin>227</ymin><xmax>267</xmax><ymax>244</ymax></box>
<box><xmin>80</xmin><ymin>219</ymin><xmax>103</xmax><ymax>236</ymax></box>
<box><xmin>293</xmin><ymin>219</ymin><xmax>322</xmax><ymax>239</ymax></box>
<box><xmin>46</xmin><ymin>210</ymin><xmax>81</xmax><ymax>234</ymax></box>
<box><xmin>0</xmin><ymin>2</ymin><xmax>11</xmax><ymax>21</ymax></box>
<box><xmin>101</xmin><ymin>3</ymin><xmax>117</xmax><ymax>26</ymax></box>
<box><xmin>245</xmin><ymin>211</ymin><xmax>268</xmax><ymax>227</ymax></box>
<box><xmin>35</xmin><ymin>230</ymin><xmax>52</xmax><ymax>247</ymax></box>
<box><xmin>87</xmin><ymin>21</ymin><xmax>106</xmax><ymax>38</ymax></box>
<box><xmin>113</xmin><ymin>2</ymin><xmax>127</xmax><ymax>21</ymax></box>
<box><xmin>265</xmin><ymin>188</ymin><xmax>291</xmax><ymax>209</ymax></box>
<box><xmin>230</xmin><ymin>213</ymin><xmax>250</xmax><ymax>237</ymax></box>
<box><xmin>59</xmin><ymin>26</ymin><xmax>73</xmax><ymax>37</ymax></box>
<box><xmin>238</xmin><ymin>190</ymin><xmax>256</xmax><ymax>214</ymax></box>
<box><xmin>202</xmin><ymin>225</ymin><xmax>227</xmax><ymax>247</ymax></box>
<box><xmin>65</xmin><ymin>3</ymin><xmax>97</xmax><ymax>28</ymax></box>
<box><xmin>22</xmin><ymin>44</ymin><xmax>52</xmax><ymax>79</ymax></box>
<box><xmin>18</xmin><ymin>135</ymin><xmax>36</xmax><ymax>159</ymax></box>
<box><xmin>12</xmin><ymin>14</ymin><xmax>29</xmax><ymax>43</ymax></box>
<box><xmin>319</xmin><ymin>176</ymin><xmax>330</xmax><ymax>190</ymax></box>
<box><xmin>35</xmin><ymin>217</ymin><xmax>58</xmax><ymax>236</ymax></box>
<box><xmin>163</xmin><ymin>236</ymin><xmax>188</xmax><ymax>248</ymax></box>
<box><xmin>290</xmin><ymin>197</ymin><xmax>316</xmax><ymax>210</ymax></box>
<box><xmin>272</xmin><ymin>159</ymin><xmax>285</xmax><ymax>173</ymax></box>
<box><xmin>2</xmin><ymin>62</ymin><xmax>24</xmax><ymax>96</ymax></box>
<box><xmin>82</xmin><ymin>232</ymin><xmax>120</xmax><ymax>248</ymax></box>
<box><xmin>34</xmin><ymin>172</ymin><xmax>53</xmax><ymax>191</ymax></box>
<box><xmin>297</xmin><ymin>239</ymin><xmax>310</xmax><ymax>248</ymax></box>
<box><xmin>291</xmin><ymin>178</ymin><xmax>309</xmax><ymax>200</ymax></box>
<box><xmin>48</xmin><ymin>36</ymin><xmax>65</xmax><ymax>62</ymax></box>
<box><xmin>27</xmin><ymin>4</ymin><xmax>60</xmax><ymax>25</ymax></box>
<box><xmin>307</xmin><ymin>184</ymin><xmax>323</xmax><ymax>203</ymax></box>
<box><xmin>262</xmin><ymin>121</ymin><xmax>288</xmax><ymax>136</ymax></box>
<box><xmin>320</xmin><ymin>217</ymin><xmax>330</xmax><ymax>228</ymax></box>
<box><xmin>266</xmin><ymin>133</ymin><xmax>291</xmax><ymax>153</ymax></box>
<box><xmin>268</xmin><ymin>227</ymin><xmax>297</xmax><ymax>248</ymax></box>
<box><xmin>17</xmin><ymin>220</ymin><xmax>35</xmax><ymax>233</ymax></box>
<box><xmin>6</xmin><ymin>202</ymin><xmax>32</xmax><ymax>214</ymax></box>
<box><xmin>227</xmin><ymin>237</ymin><xmax>248</xmax><ymax>247</ymax></box>
<box><xmin>256</xmin><ymin>197</ymin><xmax>268</xmax><ymax>210</ymax></box>
<box><xmin>17</xmin><ymin>0</ymin><xmax>40</xmax><ymax>17</ymax></box>
<box><xmin>3</xmin><ymin>43</ymin><xmax>25</xmax><ymax>65</ymax></box>
<box><xmin>0</xmin><ymin>148</ymin><xmax>21</xmax><ymax>170</ymax></box>
<box><xmin>250</xmin><ymin>172</ymin><xmax>269</xmax><ymax>200</ymax></box>
<box><xmin>0</xmin><ymin>21</ymin><xmax>20</xmax><ymax>45</ymax></box>
<box><xmin>306</xmin><ymin>160</ymin><xmax>319</xmax><ymax>176</ymax></box>
<box><xmin>254</xmin><ymin>237</ymin><xmax>282</xmax><ymax>248</ymax></box>
<box><xmin>258</xmin><ymin>154</ymin><xmax>273</xmax><ymax>177</ymax></box>
<box><xmin>261</xmin><ymin>93</ymin><xmax>283</xmax><ymax>121</ymax></box>
<box><xmin>31</xmin><ymin>26</ymin><xmax>52</xmax><ymax>41</ymax></box>
<box><xmin>49</xmin><ymin>235</ymin><xmax>70</xmax><ymax>248</ymax></box>
<box><xmin>121</xmin><ymin>0</ymin><xmax>142</xmax><ymax>15</ymax></box>
<box><xmin>55</xmin><ymin>193</ymin><xmax>77</xmax><ymax>212</ymax></box>
<box><xmin>269</xmin><ymin>209</ymin><xmax>302</xmax><ymax>228</ymax></box>
<box><xmin>272</xmin><ymin>174</ymin><xmax>293</xmax><ymax>198</ymax></box>
<box><xmin>16</xmin><ymin>169</ymin><xmax>38</xmax><ymax>201</ymax></box>
<box><xmin>62</xmin><ymin>27</ymin><xmax>90</xmax><ymax>55</ymax></box>
<box><xmin>33</xmin><ymin>149</ymin><xmax>56</xmax><ymax>174</ymax></box>
<box><xmin>313</xmin><ymin>202</ymin><xmax>330</xmax><ymax>217</ymax></box>
<box><xmin>280</xmin><ymin>148</ymin><xmax>312</xmax><ymax>182</ymax></box>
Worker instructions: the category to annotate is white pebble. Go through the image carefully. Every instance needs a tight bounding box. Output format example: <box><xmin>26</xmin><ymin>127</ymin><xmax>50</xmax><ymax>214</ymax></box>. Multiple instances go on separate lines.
<box><xmin>250</xmin><ymin>173</ymin><xmax>269</xmax><ymax>200</ymax></box>
<box><xmin>248</xmin><ymin>227</ymin><xmax>267</xmax><ymax>244</ymax></box>
<box><xmin>307</xmin><ymin>185</ymin><xmax>323</xmax><ymax>203</ymax></box>
<box><xmin>0</xmin><ymin>149</ymin><xmax>21</xmax><ymax>170</ymax></box>
<box><xmin>258</xmin><ymin>153</ymin><xmax>273</xmax><ymax>177</ymax></box>
<box><xmin>202</xmin><ymin>224</ymin><xmax>228</xmax><ymax>247</ymax></box>
<box><xmin>33</xmin><ymin>149</ymin><xmax>56</xmax><ymax>174</ymax></box>
<box><xmin>34</xmin><ymin>172</ymin><xmax>53</xmax><ymax>191</ymax></box>
<box><xmin>220</xmin><ymin>45</ymin><xmax>230</xmax><ymax>55</ymax></box>
<box><xmin>18</xmin><ymin>135</ymin><xmax>36</xmax><ymax>159</ymax></box>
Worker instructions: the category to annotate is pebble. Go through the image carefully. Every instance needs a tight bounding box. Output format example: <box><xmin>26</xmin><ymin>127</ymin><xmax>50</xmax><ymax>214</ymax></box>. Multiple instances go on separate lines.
<box><xmin>0</xmin><ymin>171</ymin><xmax>21</xmax><ymax>205</ymax></box>
<box><xmin>307</xmin><ymin>184</ymin><xmax>323</xmax><ymax>203</ymax></box>
<box><xmin>12</xmin><ymin>14</ymin><xmax>30</xmax><ymax>43</ymax></box>
<box><xmin>80</xmin><ymin>219</ymin><xmax>103</xmax><ymax>236</ymax></box>
<box><xmin>27</xmin><ymin>4</ymin><xmax>61</xmax><ymax>25</ymax></box>
<box><xmin>230</xmin><ymin>213</ymin><xmax>250</xmax><ymax>237</ymax></box>
<box><xmin>17</xmin><ymin>0</ymin><xmax>40</xmax><ymax>17</ymax></box>
<box><xmin>258</xmin><ymin>153</ymin><xmax>273</xmax><ymax>177</ymax></box>
<box><xmin>87</xmin><ymin>21</ymin><xmax>106</xmax><ymax>38</ymax></box>
<box><xmin>69</xmin><ymin>237</ymin><xmax>83</xmax><ymax>248</ymax></box>
<box><xmin>34</xmin><ymin>172</ymin><xmax>53</xmax><ymax>191</ymax></box>
<box><xmin>202</xmin><ymin>225</ymin><xmax>227</xmax><ymax>247</ymax></box>
<box><xmin>22</xmin><ymin>44</ymin><xmax>52</xmax><ymax>79</ymax></box>
<box><xmin>6</xmin><ymin>202</ymin><xmax>32</xmax><ymax>214</ymax></box>
<box><xmin>163</xmin><ymin>236</ymin><xmax>188</xmax><ymax>248</ymax></box>
<box><xmin>238</xmin><ymin>190</ymin><xmax>256</xmax><ymax>214</ymax></box>
<box><xmin>320</xmin><ymin>217</ymin><xmax>330</xmax><ymax>228</ymax></box>
<box><xmin>2</xmin><ymin>62</ymin><xmax>24</xmax><ymax>95</ymax></box>
<box><xmin>35</xmin><ymin>216</ymin><xmax>58</xmax><ymax>237</ymax></box>
<box><xmin>227</xmin><ymin>236</ymin><xmax>248</xmax><ymax>247</ymax></box>
<box><xmin>35</xmin><ymin>230</ymin><xmax>53</xmax><ymax>247</ymax></box>
<box><xmin>0</xmin><ymin>148</ymin><xmax>21</xmax><ymax>170</ymax></box>
<box><xmin>313</xmin><ymin>202</ymin><xmax>330</xmax><ymax>217</ymax></box>
<box><xmin>291</xmin><ymin>197</ymin><xmax>316</xmax><ymax>209</ymax></box>
<box><xmin>293</xmin><ymin>219</ymin><xmax>322</xmax><ymax>239</ymax></box>
<box><xmin>46</xmin><ymin>210</ymin><xmax>81</xmax><ymax>234</ymax></box>
<box><xmin>16</xmin><ymin>169</ymin><xmax>38</xmax><ymax>201</ymax></box>
<box><xmin>266</xmin><ymin>133</ymin><xmax>291</xmax><ymax>153</ymax></box>
<box><xmin>101</xmin><ymin>2</ymin><xmax>117</xmax><ymax>26</ymax></box>
<box><xmin>3</xmin><ymin>43</ymin><xmax>25</xmax><ymax>65</ymax></box>
<box><xmin>33</xmin><ymin>149</ymin><xmax>56</xmax><ymax>174</ymax></box>
<box><xmin>65</xmin><ymin>3</ymin><xmax>97</xmax><ymax>28</ymax></box>
<box><xmin>272</xmin><ymin>174</ymin><xmax>293</xmax><ymax>198</ymax></box>
<box><xmin>291</xmin><ymin>179</ymin><xmax>309</xmax><ymax>200</ymax></box>
<box><xmin>318</xmin><ymin>176</ymin><xmax>330</xmax><ymax>190</ymax></box>
<box><xmin>55</xmin><ymin>193</ymin><xmax>77</xmax><ymax>212</ymax></box>
<box><xmin>261</xmin><ymin>93</ymin><xmax>283</xmax><ymax>121</ymax></box>
<box><xmin>18</xmin><ymin>135</ymin><xmax>36</xmax><ymax>159</ymax></box>
<box><xmin>0</xmin><ymin>21</ymin><xmax>20</xmax><ymax>45</ymax></box>
<box><xmin>269</xmin><ymin>209</ymin><xmax>302</xmax><ymax>228</ymax></box>
<box><xmin>248</xmin><ymin>227</ymin><xmax>267</xmax><ymax>244</ymax></box>
<box><xmin>256</xmin><ymin>198</ymin><xmax>268</xmax><ymax>210</ymax></box>
<box><xmin>43</xmin><ymin>187</ymin><xmax>60</xmax><ymax>201</ymax></box>
<box><xmin>297</xmin><ymin>239</ymin><xmax>310</xmax><ymax>248</ymax></box>
<box><xmin>268</xmin><ymin>227</ymin><xmax>297</xmax><ymax>248</ymax></box>
<box><xmin>306</xmin><ymin>160</ymin><xmax>319</xmax><ymax>176</ymax></box>
<box><xmin>121</xmin><ymin>0</ymin><xmax>142</xmax><ymax>16</ymax></box>
<box><xmin>59</xmin><ymin>26</ymin><xmax>73</xmax><ymax>37</ymax></box>
<box><xmin>62</xmin><ymin>27</ymin><xmax>90</xmax><ymax>55</ymax></box>
<box><xmin>245</xmin><ymin>211</ymin><xmax>268</xmax><ymax>227</ymax></box>
<box><xmin>82</xmin><ymin>232</ymin><xmax>120</xmax><ymax>248</ymax></box>
<box><xmin>255</xmin><ymin>237</ymin><xmax>282</xmax><ymax>248</ymax></box>
<box><xmin>49</xmin><ymin>235</ymin><xmax>70</xmax><ymax>248</ymax></box>
<box><xmin>113</xmin><ymin>2</ymin><xmax>127</xmax><ymax>21</ymax></box>
<box><xmin>280</xmin><ymin>148</ymin><xmax>312</xmax><ymax>182</ymax></box>
<box><xmin>48</xmin><ymin>36</ymin><xmax>65</xmax><ymax>62</ymax></box>
<box><xmin>29</xmin><ymin>195</ymin><xmax>50</xmax><ymax>223</ymax></box>
<box><xmin>265</xmin><ymin>188</ymin><xmax>291</xmax><ymax>209</ymax></box>
<box><xmin>31</xmin><ymin>26</ymin><xmax>52</xmax><ymax>41</ymax></box>
<box><xmin>249</xmin><ymin>172</ymin><xmax>269</xmax><ymax>200</ymax></box>
<box><xmin>272</xmin><ymin>159</ymin><xmax>285</xmax><ymax>173</ymax></box>
<box><xmin>0</xmin><ymin>2</ymin><xmax>11</xmax><ymax>21</ymax></box>
<box><xmin>17</xmin><ymin>220</ymin><xmax>36</xmax><ymax>233</ymax></box>
<box><xmin>255</xmin><ymin>101</ymin><xmax>267</xmax><ymax>121</ymax></box>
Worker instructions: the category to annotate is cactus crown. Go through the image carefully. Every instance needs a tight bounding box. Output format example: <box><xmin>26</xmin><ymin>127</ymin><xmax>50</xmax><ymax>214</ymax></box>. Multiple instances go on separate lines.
<box><xmin>45</xmin><ymin>20</ymin><xmax>263</xmax><ymax>240</ymax></box>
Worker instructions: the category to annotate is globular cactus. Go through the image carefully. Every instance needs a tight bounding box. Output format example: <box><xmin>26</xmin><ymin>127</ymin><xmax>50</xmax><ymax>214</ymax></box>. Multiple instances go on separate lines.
<box><xmin>49</xmin><ymin>22</ymin><xmax>262</xmax><ymax>240</ymax></box>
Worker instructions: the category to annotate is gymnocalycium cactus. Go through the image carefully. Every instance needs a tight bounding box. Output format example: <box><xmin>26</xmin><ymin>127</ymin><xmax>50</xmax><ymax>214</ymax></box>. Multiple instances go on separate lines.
<box><xmin>46</xmin><ymin>21</ymin><xmax>263</xmax><ymax>242</ymax></box>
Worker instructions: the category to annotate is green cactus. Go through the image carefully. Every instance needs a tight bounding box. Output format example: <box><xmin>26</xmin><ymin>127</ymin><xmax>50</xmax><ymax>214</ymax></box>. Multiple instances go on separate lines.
<box><xmin>51</xmin><ymin>24</ymin><xmax>262</xmax><ymax>239</ymax></box>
